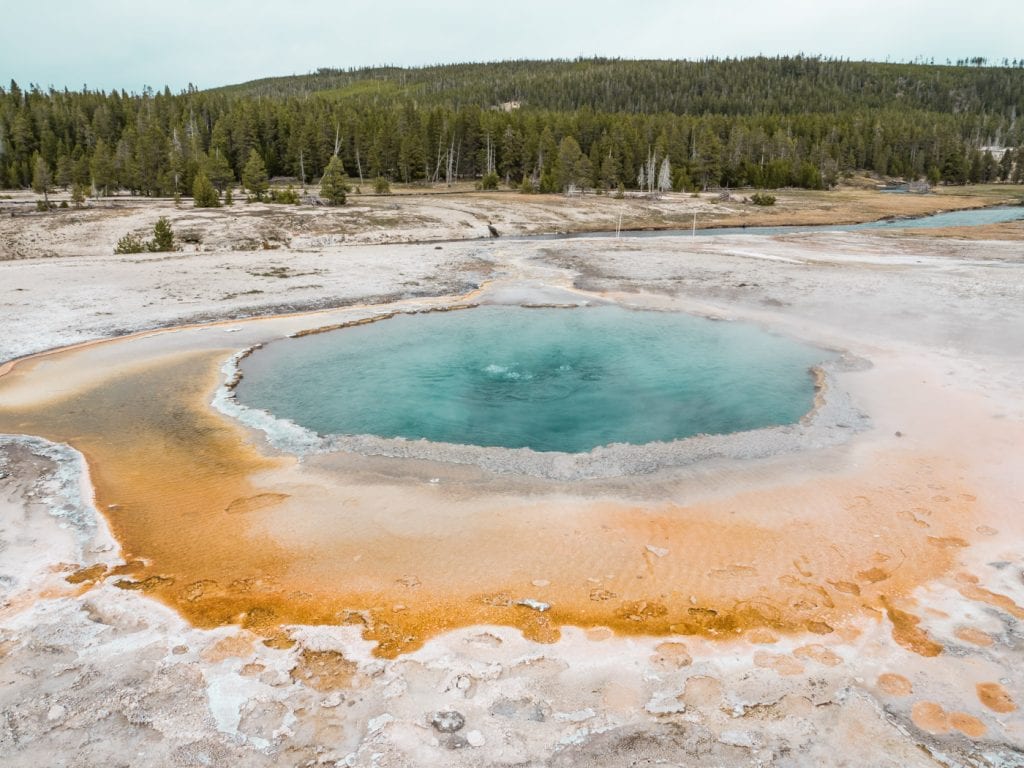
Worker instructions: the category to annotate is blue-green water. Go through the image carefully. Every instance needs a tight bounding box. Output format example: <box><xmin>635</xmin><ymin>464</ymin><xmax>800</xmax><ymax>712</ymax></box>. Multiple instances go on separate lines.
<box><xmin>518</xmin><ymin>204</ymin><xmax>1024</xmax><ymax>240</ymax></box>
<box><xmin>236</xmin><ymin>306</ymin><xmax>830</xmax><ymax>453</ymax></box>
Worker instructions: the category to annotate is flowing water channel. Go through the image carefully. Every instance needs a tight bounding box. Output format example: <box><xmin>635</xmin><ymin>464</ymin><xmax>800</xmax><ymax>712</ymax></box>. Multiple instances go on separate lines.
<box><xmin>514</xmin><ymin>203</ymin><xmax>1024</xmax><ymax>240</ymax></box>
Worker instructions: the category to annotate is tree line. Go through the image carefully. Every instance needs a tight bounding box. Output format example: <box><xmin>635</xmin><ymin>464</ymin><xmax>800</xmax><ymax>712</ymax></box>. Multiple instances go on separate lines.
<box><xmin>2</xmin><ymin>56</ymin><xmax>1023</xmax><ymax>200</ymax></box>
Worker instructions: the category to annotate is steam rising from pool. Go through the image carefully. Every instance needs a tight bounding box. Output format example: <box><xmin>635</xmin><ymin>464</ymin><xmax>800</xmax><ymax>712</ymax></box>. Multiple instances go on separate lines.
<box><xmin>235</xmin><ymin>306</ymin><xmax>832</xmax><ymax>454</ymax></box>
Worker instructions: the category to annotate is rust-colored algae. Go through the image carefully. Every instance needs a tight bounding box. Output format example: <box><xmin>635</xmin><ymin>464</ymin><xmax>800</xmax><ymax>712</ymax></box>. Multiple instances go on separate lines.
<box><xmin>878</xmin><ymin>673</ymin><xmax>913</xmax><ymax>696</ymax></box>
<box><xmin>880</xmin><ymin>597</ymin><xmax>943</xmax><ymax>657</ymax></box>
<box><xmin>65</xmin><ymin>563</ymin><xmax>108</xmax><ymax>584</ymax></box>
<box><xmin>977</xmin><ymin>682</ymin><xmax>1016</xmax><ymax>713</ymax></box>
<box><xmin>956</xmin><ymin>577</ymin><xmax>1024</xmax><ymax>620</ymax></box>
<box><xmin>290</xmin><ymin>649</ymin><xmax>360</xmax><ymax>691</ymax></box>
<box><xmin>0</xmin><ymin>336</ymin><xmax>985</xmax><ymax>659</ymax></box>
<box><xmin>912</xmin><ymin>701</ymin><xmax>988</xmax><ymax>738</ymax></box>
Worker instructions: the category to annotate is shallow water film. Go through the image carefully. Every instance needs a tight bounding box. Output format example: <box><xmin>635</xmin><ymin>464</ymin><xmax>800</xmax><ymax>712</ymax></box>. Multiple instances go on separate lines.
<box><xmin>236</xmin><ymin>306</ymin><xmax>830</xmax><ymax>453</ymax></box>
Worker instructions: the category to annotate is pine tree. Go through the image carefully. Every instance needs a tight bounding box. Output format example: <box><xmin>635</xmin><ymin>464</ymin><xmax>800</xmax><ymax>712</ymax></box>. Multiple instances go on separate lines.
<box><xmin>32</xmin><ymin>154</ymin><xmax>52</xmax><ymax>207</ymax></box>
<box><xmin>242</xmin><ymin>148</ymin><xmax>269</xmax><ymax>200</ymax></box>
<box><xmin>205</xmin><ymin>149</ymin><xmax>235</xmax><ymax>191</ymax></box>
<box><xmin>91</xmin><ymin>139</ymin><xmax>116</xmax><ymax>196</ymax></box>
<box><xmin>192</xmin><ymin>171</ymin><xmax>220</xmax><ymax>207</ymax></box>
<box><xmin>149</xmin><ymin>217</ymin><xmax>175</xmax><ymax>252</ymax></box>
<box><xmin>319</xmin><ymin>154</ymin><xmax>350</xmax><ymax>205</ymax></box>
<box><xmin>555</xmin><ymin>136</ymin><xmax>583</xmax><ymax>192</ymax></box>
<box><xmin>56</xmin><ymin>154</ymin><xmax>74</xmax><ymax>189</ymax></box>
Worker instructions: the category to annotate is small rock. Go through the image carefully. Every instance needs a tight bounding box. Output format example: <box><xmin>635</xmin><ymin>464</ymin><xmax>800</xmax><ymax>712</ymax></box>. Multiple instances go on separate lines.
<box><xmin>171</xmin><ymin>644</ymin><xmax>188</xmax><ymax>655</ymax></box>
<box><xmin>466</xmin><ymin>730</ymin><xmax>485</xmax><ymax>747</ymax></box>
<box><xmin>430</xmin><ymin>710</ymin><xmax>465</xmax><ymax>733</ymax></box>
<box><xmin>515</xmin><ymin>598</ymin><xmax>550</xmax><ymax>612</ymax></box>
<box><xmin>367</xmin><ymin>713</ymin><xmax>393</xmax><ymax>732</ymax></box>
<box><xmin>720</xmin><ymin>729</ymin><xmax>762</xmax><ymax>749</ymax></box>
<box><xmin>646</xmin><ymin>545</ymin><xmax>669</xmax><ymax>558</ymax></box>
<box><xmin>531</xmin><ymin>579</ymin><xmax>550</xmax><ymax>588</ymax></box>
<box><xmin>322</xmin><ymin>692</ymin><xmax>343</xmax><ymax>708</ymax></box>
<box><xmin>445</xmin><ymin>734</ymin><xmax>469</xmax><ymax>750</ymax></box>
<box><xmin>895</xmin><ymin>431</ymin><xmax>903</xmax><ymax>437</ymax></box>
<box><xmin>645</xmin><ymin>696</ymin><xmax>685</xmax><ymax>715</ymax></box>
<box><xmin>554</xmin><ymin>708</ymin><xmax>596</xmax><ymax>723</ymax></box>
<box><xmin>47</xmin><ymin>704</ymin><xmax>66</xmax><ymax>722</ymax></box>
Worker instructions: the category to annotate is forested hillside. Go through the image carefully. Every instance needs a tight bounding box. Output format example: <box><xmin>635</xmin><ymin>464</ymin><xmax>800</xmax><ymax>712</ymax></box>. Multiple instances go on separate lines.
<box><xmin>3</xmin><ymin>56</ymin><xmax>1023</xmax><ymax>198</ymax></box>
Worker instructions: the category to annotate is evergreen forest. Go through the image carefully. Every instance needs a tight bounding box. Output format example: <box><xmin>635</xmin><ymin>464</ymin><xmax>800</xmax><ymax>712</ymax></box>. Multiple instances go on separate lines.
<box><xmin>3</xmin><ymin>56</ymin><xmax>1024</xmax><ymax>199</ymax></box>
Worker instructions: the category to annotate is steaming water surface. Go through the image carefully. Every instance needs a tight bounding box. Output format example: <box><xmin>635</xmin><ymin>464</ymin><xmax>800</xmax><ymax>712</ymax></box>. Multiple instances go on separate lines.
<box><xmin>236</xmin><ymin>306</ymin><xmax>831</xmax><ymax>453</ymax></box>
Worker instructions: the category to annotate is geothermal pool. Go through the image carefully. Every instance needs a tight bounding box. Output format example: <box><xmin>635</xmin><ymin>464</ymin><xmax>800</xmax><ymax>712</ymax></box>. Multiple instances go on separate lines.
<box><xmin>235</xmin><ymin>306</ymin><xmax>830</xmax><ymax>453</ymax></box>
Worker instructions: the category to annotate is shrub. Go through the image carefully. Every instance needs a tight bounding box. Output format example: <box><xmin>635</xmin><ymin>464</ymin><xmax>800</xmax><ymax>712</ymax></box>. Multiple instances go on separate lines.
<box><xmin>71</xmin><ymin>183</ymin><xmax>88</xmax><ymax>208</ymax></box>
<box><xmin>480</xmin><ymin>172</ymin><xmax>500</xmax><ymax>191</ymax></box>
<box><xmin>319</xmin><ymin>155</ymin><xmax>350</xmax><ymax>205</ymax></box>
<box><xmin>114</xmin><ymin>233</ymin><xmax>146</xmax><ymax>254</ymax></box>
<box><xmin>751</xmin><ymin>192</ymin><xmax>777</xmax><ymax>206</ymax></box>
<box><xmin>149</xmin><ymin>217</ymin><xmax>175</xmax><ymax>251</ymax></box>
<box><xmin>193</xmin><ymin>172</ymin><xmax>220</xmax><ymax>207</ymax></box>
<box><xmin>519</xmin><ymin>177</ymin><xmax>536</xmax><ymax>194</ymax></box>
<box><xmin>373</xmin><ymin>176</ymin><xmax>391</xmax><ymax>195</ymax></box>
<box><xmin>270</xmin><ymin>185</ymin><xmax>301</xmax><ymax>204</ymax></box>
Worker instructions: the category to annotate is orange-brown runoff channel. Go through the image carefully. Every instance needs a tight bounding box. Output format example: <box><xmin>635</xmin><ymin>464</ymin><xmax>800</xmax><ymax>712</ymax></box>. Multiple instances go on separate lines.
<box><xmin>0</xmin><ymin>341</ymin><xmax>982</xmax><ymax>658</ymax></box>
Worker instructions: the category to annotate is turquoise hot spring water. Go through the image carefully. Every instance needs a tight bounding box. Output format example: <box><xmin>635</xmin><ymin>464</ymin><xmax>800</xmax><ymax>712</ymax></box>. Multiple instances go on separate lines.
<box><xmin>235</xmin><ymin>305</ymin><xmax>833</xmax><ymax>454</ymax></box>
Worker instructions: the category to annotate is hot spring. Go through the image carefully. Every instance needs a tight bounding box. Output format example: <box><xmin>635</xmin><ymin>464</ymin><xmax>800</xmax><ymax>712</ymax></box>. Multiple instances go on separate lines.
<box><xmin>234</xmin><ymin>306</ymin><xmax>831</xmax><ymax>454</ymax></box>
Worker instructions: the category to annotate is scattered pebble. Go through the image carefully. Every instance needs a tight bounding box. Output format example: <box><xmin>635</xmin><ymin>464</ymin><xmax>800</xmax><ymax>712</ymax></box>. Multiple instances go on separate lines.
<box><xmin>367</xmin><ymin>713</ymin><xmax>393</xmax><ymax>732</ymax></box>
<box><xmin>430</xmin><ymin>710</ymin><xmax>465</xmax><ymax>733</ymax></box>
<box><xmin>321</xmin><ymin>692</ymin><xmax>343</xmax><ymax>708</ymax></box>
<box><xmin>515</xmin><ymin>598</ymin><xmax>550</xmax><ymax>612</ymax></box>
<box><xmin>445</xmin><ymin>734</ymin><xmax>469</xmax><ymax>750</ymax></box>
<box><xmin>645</xmin><ymin>545</ymin><xmax>669</xmax><ymax>558</ymax></box>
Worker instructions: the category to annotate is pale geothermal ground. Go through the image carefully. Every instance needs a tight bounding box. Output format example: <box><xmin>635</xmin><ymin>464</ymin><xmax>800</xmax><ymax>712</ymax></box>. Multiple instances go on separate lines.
<box><xmin>1</xmin><ymin>187</ymin><xmax>1023</xmax><ymax>767</ymax></box>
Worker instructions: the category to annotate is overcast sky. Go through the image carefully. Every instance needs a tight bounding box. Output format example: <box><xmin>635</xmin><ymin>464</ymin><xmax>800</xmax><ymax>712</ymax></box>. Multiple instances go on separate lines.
<box><xmin>3</xmin><ymin>0</ymin><xmax>1020</xmax><ymax>92</ymax></box>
